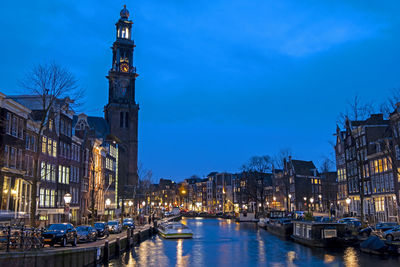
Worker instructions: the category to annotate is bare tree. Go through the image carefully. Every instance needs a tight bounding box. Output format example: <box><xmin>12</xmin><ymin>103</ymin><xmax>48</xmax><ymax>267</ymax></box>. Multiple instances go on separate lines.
<box><xmin>20</xmin><ymin>62</ymin><xmax>82</xmax><ymax>226</ymax></box>
<box><xmin>240</xmin><ymin>155</ymin><xmax>273</xmax><ymax>214</ymax></box>
<box><xmin>380</xmin><ymin>88</ymin><xmax>400</xmax><ymax>118</ymax></box>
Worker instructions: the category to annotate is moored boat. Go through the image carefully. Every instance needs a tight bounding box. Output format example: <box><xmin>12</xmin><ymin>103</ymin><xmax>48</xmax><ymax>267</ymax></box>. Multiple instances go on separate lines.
<box><xmin>266</xmin><ymin>218</ymin><xmax>293</xmax><ymax>238</ymax></box>
<box><xmin>291</xmin><ymin>221</ymin><xmax>347</xmax><ymax>248</ymax></box>
<box><xmin>158</xmin><ymin>222</ymin><xmax>193</xmax><ymax>239</ymax></box>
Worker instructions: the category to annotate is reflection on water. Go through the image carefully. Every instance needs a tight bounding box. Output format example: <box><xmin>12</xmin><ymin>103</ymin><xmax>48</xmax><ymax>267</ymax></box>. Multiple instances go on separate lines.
<box><xmin>107</xmin><ymin>218</ymin><xmax>400</xmax><ymax>267</ymax></box>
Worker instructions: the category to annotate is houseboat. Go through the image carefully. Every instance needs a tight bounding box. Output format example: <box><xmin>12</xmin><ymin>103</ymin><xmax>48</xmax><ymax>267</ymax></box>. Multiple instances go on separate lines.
<box><xmin>291</xmin><ymin>221</ymin><xmax>347</xmax><ymax>248</ymax></box>
<box><xmin>236</xmin><ymin>212</ymin><xmax>259</xmax><ymax>223</ymax></box>
<box><xmin>264</xmin><ymin>210</ymin><xmax>293</xmax><ymax>237</ymax></box>
<box><xmin>158</xmin><ymin>222</ymin><xmax>193</xmax><ymax>239</ymax></box>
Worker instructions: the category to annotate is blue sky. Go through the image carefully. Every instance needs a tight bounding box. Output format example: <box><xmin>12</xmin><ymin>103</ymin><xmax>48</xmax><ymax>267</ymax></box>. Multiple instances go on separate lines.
<box><xmin>1</xmin><ymin>0</ymin><xmax>400</xmax><ymax>181</ymax></box>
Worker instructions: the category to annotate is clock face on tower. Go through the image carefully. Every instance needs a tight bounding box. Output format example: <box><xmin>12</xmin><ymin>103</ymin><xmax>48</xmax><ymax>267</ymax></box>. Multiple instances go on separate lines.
<box><xmin>120</xmin><ymin>63</ymin><xmax>129</xmax><ymax>73</ymax></box>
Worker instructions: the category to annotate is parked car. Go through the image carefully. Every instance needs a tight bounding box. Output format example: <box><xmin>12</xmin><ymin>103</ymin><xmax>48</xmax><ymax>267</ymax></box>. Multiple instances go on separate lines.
<box><xmin>314</xmin><ymin>216</ymin><xmax>330</xmax><ymax>222</ymax></box>
<box><xmin>375</xmin><ymin>222</ymin><xmax>398</xmax><ymax>232</ymax></box>
<box><xmin>108</xmin><ymin>220</ymin><xmax>122</xmax><ymax>234</ymax></box>
<box><xmin>384</xmin><ymin>226</ymin><xmax>400</xmax><ymax>242</ymax></box>
<box><xmin>42</xmin><ymin>223</ymin><xmax>77</xmax><ymax>247</ymax></box>
<box><xmin>123</xmin><ymin>218</ymin><xmax>135</xmax><ymax>229</ymax></box>
<box><xmin>94</xmin><ymin>222</ymin><xmax>109</xmax><ymax>237</ymax></box>
<box><xmin>337</xmin><ymin>217</ymin><xmax>360</xmax><ymax>224</ymax></box>
<box><xmin>76</xmin><ymin>225</ymin><xmax>98</xmax><ymax>243</ymax></box>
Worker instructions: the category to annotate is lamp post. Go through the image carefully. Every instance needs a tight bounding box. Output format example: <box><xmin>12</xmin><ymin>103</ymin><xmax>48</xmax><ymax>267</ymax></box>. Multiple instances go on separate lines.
<box><xmin>346</xmin><ymin>198</ymin><xmax>351</xmax><ymax>215</ymax></box>
<box><xmin>303</xmin><ymin>197</ymin><xmax>308</xmax><ymax>213</ymax></box>
<box><xmin>318</xmin><ymin>194</ymin><xmax>322</xmax><ymax>211</ymax></box>
<box><xmin>310</xmin><ymin>197</ymin><xmax>314</xmax><ymax>212</ymax></box>
<box><xmin>128</xmin><ymin>200</ymin><xmax>133</xmax><ymax>219</ymax></box>
<box><xmin>105</xmin><ymin>198</ymin><xmax>111</xmax><ymax>222</ymax></box>
<box><xmin>64</xmin><ymin>193</ymin><xmax>72</xmax><ymax>223</ymax></box>
<box><xmin>142</xmin><ymin>201</ymin><xmax>146</xmax><ymax>215</ymax></box>
<box><xmin>288</xmin><ymin>194</ymin><xmax>292</xmax><ymax>212</ymax></box>
<box><xmin>273</xmin><ymin>196</ymin><xmax>277</xmax><ymax>210</ymax></box>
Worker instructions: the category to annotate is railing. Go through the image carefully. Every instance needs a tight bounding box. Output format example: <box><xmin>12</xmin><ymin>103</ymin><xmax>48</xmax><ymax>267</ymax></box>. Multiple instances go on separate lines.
<box><xmin>0</xmin><ymin>226</ymin><xmax>44</xmax><ymax>252</ymax></box>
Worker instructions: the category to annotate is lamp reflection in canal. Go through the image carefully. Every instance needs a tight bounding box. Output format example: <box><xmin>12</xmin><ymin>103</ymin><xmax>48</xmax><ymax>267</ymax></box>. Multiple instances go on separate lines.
<box><xmin>176</xmin><ymin>239</ymin><xmax>189</xmax><ymax>266</ymax></box>
<box><xmin>324</xmin><ymin>254</ymin><xmax>335</xmax><ymax>264</ymax></box>
<box><xmin>344</xmin><ymin>247</ymin><xmax>359</xmax><ymax>267</ymax></box>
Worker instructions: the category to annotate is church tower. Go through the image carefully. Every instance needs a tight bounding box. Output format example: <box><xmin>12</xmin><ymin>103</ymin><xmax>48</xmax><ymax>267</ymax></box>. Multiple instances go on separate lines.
<box><xmin>104</xmin><ymin>5</ymin><xmax>139</xmax><ymax>198</ymax></box>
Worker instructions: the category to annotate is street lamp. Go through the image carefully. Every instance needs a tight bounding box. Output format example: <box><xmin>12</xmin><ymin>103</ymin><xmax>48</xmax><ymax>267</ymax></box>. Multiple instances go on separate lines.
<box><xmin>346</xmin><ymin>198</ymin><xmax>351</xmax><ymax>214</ymax></box>
<box><xmin>128</xmin><ymin>200</ymin><xmax>133</xmax><ymax>218</ymax></box>
<box><xmin>288</xmin><ymin>194</ymin><xmax>292</xmax><ymax>212</ymax></box>
<box><xmin>64</xmin><ymin>193</ymin><xmax>72</xmax><ymax>223</ymax></box>
<box><xmin>105</xmin><ymin>198</ymin><xmax>111</xmax><ymax>222</ymax></box>
<box><xmin>310</xmin><ymin>197</ymin><xmax>314</xmax><ymax>212</ymax></box>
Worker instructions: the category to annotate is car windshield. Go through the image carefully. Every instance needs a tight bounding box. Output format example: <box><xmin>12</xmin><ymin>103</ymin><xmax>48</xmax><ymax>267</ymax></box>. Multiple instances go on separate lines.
<box><xmin>108</xmin><ymin>221</ymin><xmax>118</xmax><ymax>225</ymax></box>
<box><xmin>48</xmin><ymin>224</ymin><xmax>67</xmax><ymax>230</ymax></box>
<box><xmin>76</xmin><ymin>226</ymin><xmax>89</xmax><ymax>231</ymax></box>
<box><xmin>95</xmin><ymin>223</ymin><xmax>105</xmax><ymax>228</ymax></box>
<box><xmin>124</xmin><ymin>219</ymin><xmax>133</xmax><ymax>222</ymax></box>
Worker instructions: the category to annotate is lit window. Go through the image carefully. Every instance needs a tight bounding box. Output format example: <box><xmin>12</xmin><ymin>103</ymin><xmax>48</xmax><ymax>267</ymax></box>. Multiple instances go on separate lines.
<box><xmin>42</xmin><ymin>137</ymin><xmax>47</xmax><ymax>154</ymax></box>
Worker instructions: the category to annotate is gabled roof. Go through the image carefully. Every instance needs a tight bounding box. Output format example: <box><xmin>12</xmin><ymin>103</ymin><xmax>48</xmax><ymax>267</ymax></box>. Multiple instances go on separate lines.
<box><xmin>291</xmin><ymin>160</ymin><xmax>317</xmax><ymax>176</ymax></box>
<box><xmin>73</xmin><ymin>115</ymin><xmax>110</xmax><ymax>139</ymax></box>
<box><xmin>350</xmin><ymin>114</ymin><xmax>389</xmax><ymax>127</ymax></box>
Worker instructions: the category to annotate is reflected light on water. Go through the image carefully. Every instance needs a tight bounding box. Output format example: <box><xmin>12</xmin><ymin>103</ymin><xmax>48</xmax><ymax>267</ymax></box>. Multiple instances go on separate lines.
<box><xmin>176</xmin><ymin>239</ymin><xmax>189</xmax><ymax>267</ymax></box>
<box><xmin>344</xmin><ymin>247</ymin><xmax>359</xmax><ymax>267</ymax></box>
<box><xmin>287</xmin><ymin>251</ymin><xmax>297</xmax><ymax>265</ymax></box>
<box><xmin>324</xmin><ymin>254</ymin><xmax>335</xmax><ymax>264</ymax></box>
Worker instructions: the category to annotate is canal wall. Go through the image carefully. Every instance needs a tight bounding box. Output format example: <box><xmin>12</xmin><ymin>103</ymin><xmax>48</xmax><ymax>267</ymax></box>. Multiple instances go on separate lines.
<box><xmin>0</xmin><ymin>215</ymin><xmax>181</xmax><ymax>267</ymax></box>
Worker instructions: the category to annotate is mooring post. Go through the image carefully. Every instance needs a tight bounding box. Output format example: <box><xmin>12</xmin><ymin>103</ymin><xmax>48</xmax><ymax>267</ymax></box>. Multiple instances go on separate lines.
<box><xmin>103</xmin><ymin>240</ymin><xmax>109</xmax><ymax>263</ymax></box>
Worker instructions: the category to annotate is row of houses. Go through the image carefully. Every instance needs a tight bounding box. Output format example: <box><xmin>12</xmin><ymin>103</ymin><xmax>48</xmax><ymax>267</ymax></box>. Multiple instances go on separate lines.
<box><xmin>141</xmin><ymin>160</ymin><xmax>338</xmax><ymax>216</ymax></box>
<box><xmin>335</xmin><ymin>108</ymin><xmax>400</xmax><ymax>223</ymax></box>
<box><xmin>0</xmin><ymin>92</ymin><xmax>122</xmax><ymax>226</ymax></box>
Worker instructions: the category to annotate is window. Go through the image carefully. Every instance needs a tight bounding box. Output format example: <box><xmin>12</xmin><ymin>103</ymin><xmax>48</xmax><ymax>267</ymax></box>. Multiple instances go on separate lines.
<box><xmin>46</xmin><ymin>164</ymin><xmax>51</xmax><ymax>181</ymax></box>
<box><xmin>120</xmin><ymin>112</ymin><xmax>124</xmax><ymax>128</ymax></box>
<box><xmin>51</xmin><ymin>165</ymin><xmax>56</xmax><ymax>181</ymax></box>
<box><xmin>125</xmin><ymin>112</ymin><xmax>129</xmax><ymax>128</ymax></box>
<box><xmin>47</xmin><ymin>139</ymin><xmax>52</xmax><ymax>156</ymax></box>
<box><xmin>4</xmin><ymin>145</ymin><xmax>9</xmax><ymax>167</ymax></box>
<box><xmin>5</xmin><ymin>112</ymin><xmax>11</xmax><ymax>134</ymax></box>
<box><xmin>17</xmin><ymin>149</ymin><xmax>22</xmax><ymax>169</ymax></box>
<box><xmin>11</xmin><ymin>115</ymin><xmax>17</xmax><ymax>136</ymax></box>
<box><xmin>41</xmin><ymin>162</ymin><xmax>46</xmax><ymax>180</ymax></box>
<box><xmin>48</xmin><ymin>119</ymin><xmax>53</xmax><ymax>131</ymax></box>
<box><xmin>31</xmin><ymin>135</ymin><xmax>36</xmax><ymax>152</ymax></box>
<box><xmin>39</xmin><ymin>188</ymin><xmax>45</xmax><ymax>207</ymax></box>
<box><xmin>45</xmin><ymin>189</ymin><xmax>50</xmax><ymax>207</ymax></box>
<box><xmin>50</xmin><ymin>190</ymin><xmax>55</xmax><ymax>207</ymax></box>
<box><xmin>18</xmin><ymin>118</ymin><xmax>23</xmax><ymax>139</ymax></box>
<box><xmin>59</xmin><ymin>166</ymin><xmax>62</xmax><ymax>183</ymax></box>
<box><xmin>10</xmin><ymin>147</ymin><xmax>16</xmax><ymax>168</ymax></box>
<box><xmin>53</xmin><ymin>141</ymin><xmax>57</xmax><ymax>157</ymax></box>
<box><xmin>42</xmin><ymin>137</ymin><xmax>47</xmax><ymax>154</ymax></box>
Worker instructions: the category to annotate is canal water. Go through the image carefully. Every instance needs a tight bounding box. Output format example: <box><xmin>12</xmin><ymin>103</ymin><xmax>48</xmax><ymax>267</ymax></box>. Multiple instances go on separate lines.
<box><xmin>107</xmin><ymin>218</ymin><xmax>400</xmax><ymax>267</ymax></box>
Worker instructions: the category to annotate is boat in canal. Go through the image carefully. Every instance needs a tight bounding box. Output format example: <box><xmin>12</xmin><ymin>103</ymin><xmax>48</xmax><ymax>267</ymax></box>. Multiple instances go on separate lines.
<box><xmin>291</xmin><ymin>221</ymin><xmax>347</xmax><ymax>248</ymax></box>
<box><xmin>158</xmin><ymin>222</ymin><xmax>193</xmax><ymax>239</ymax></box>
<box><xmin>266</xmin><ymin>218</ymin><xmax>293</xmax><ymax>238</ymax></box>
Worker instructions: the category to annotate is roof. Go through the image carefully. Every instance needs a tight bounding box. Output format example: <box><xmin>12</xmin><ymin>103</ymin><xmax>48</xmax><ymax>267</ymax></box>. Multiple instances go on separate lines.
<box><xmin>73</xmin><ymin>115</ymin><xmax>110</xmax><ymax>139</ymax></box>
<box><xmin>351</xmin><ymin>114</ymin><xmax>389</xmax><ymax>127</ymax></box>
<box><xmin>291</xmin><ymin>160</ymin><xmax>317</xmax><ymax>176</ymax></box>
